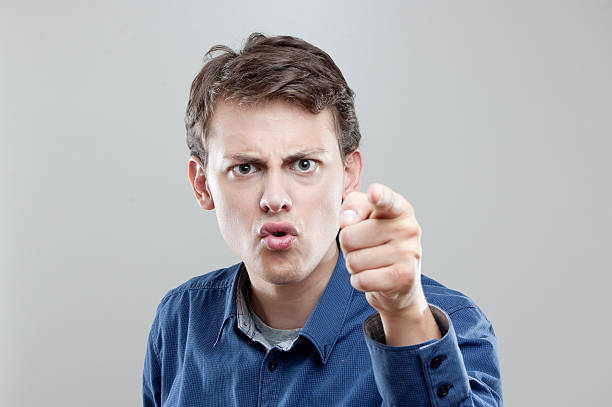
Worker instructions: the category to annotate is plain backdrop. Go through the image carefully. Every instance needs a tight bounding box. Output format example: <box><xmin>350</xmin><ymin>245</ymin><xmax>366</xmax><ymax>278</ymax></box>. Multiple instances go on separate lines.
<box><xmin>1</xmin><ymin>0</ymin><xmax>611</xmax><ymax>405</ymax></box>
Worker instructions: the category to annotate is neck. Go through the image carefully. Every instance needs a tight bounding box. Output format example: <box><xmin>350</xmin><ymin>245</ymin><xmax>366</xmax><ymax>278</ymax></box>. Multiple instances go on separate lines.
<box><xmin>248</xmin><ymin>242</ymin><xmax>339</xmax><ymax>330</ymax></box>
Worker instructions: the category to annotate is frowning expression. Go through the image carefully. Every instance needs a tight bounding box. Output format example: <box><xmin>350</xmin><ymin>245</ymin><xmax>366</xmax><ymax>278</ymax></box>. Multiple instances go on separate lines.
<box><xmin>189</xmin><ymin>100</ymin><xmax>361</xmax><ymax>286</ymax></box>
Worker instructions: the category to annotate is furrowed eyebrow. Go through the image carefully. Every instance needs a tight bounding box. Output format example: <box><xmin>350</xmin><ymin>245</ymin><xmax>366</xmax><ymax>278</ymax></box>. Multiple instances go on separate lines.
<box><xmin>224</xmin><ymin>148</ymin><xmax>328</xmax><ymax>165</ymax></box>
<box><xmin>284</xmin><ymin>148</ymin><xmax>328</xmax><ymax>163</ymax></box>
<box><xmin>225</xmin><ymin>153</ymin><xmax>266</xmax><ymax>166</ymax></box>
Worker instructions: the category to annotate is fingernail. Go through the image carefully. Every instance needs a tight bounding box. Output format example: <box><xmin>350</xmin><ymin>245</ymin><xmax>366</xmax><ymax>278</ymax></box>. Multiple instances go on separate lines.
<box><xmin>341</xmin><ymin>210</ymin><xmax>357</xmax><ymax>224</ymax></box>
<box><xmin>377</xmin><ymin>188</ymin><xmax>386</xmax><ymax>206</ymax></box>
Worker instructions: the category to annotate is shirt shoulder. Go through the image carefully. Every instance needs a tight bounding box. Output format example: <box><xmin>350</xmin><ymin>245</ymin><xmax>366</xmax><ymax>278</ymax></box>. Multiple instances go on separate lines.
<box><xmin>159</xmin><ymin>262</ymin><xmax>240</xmax><ymax>306</ymax></box>
<box><xmin>148</xmin><ymin>263</ymin><xmax>241</xmax><ymax>357</ymax></box>
<box><xmin>152</xmin><ymin>262</ymin><xmax>241</xmax><ymax>334</ymax></box>
<box><xmin>420</xmin><ymin>274</ymin><xmax>485</xmax><ymax>316</ymax></box>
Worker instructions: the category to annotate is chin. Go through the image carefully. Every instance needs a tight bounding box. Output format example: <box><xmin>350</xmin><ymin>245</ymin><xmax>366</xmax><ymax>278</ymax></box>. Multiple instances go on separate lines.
<box><xmin>261</xmin><ymin>264</ymin><xmax>308</xmax><ymax>285</ymax></box>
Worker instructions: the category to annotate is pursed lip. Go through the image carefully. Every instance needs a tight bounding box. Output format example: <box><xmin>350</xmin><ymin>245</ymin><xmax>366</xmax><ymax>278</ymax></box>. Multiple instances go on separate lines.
<box><xmin>259</xmin><ymin>222</ymin><xmax>298</xmax><ymax>238</ymax></box>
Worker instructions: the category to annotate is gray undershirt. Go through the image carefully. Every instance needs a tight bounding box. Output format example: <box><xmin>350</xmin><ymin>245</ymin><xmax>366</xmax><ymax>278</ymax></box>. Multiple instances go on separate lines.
<box><xmin>250</xmin><ymin>307</ymin><xmax>302</xmax><ymax>350</ymax></box>
<box><xmin>235</xmin><ymin>266</ymin><xmax>302</xmax><ymax>351</ymax></box>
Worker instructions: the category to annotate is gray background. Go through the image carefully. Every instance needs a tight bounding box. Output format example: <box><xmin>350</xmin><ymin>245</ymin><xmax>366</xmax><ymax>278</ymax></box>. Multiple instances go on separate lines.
<box><xmin>1</xmin><ymin>0</ymin><xmax>610</xmax><ymax>405</ymax></box>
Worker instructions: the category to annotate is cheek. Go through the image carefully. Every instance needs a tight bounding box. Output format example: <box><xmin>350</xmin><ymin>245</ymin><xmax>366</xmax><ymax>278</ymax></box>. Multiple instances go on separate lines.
<box><xmin>214</xmin><ymin>199</ymin><xmax>256</xmax><ymax>258</ymax></box>
<box><xmin>210</xmin><ymin>183</ymin><xmax>253</xmax><ymax>240</ymax></box>
<box><xmin>312</xmin><ymin>178</ymin><xmax>344</xmax><ymax>231</ymax></box>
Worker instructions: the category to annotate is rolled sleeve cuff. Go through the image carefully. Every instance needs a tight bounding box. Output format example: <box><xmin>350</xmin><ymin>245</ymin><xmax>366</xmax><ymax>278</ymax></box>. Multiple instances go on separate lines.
<box><xmin>364</xmin><ymin>304</ymin><xmax>470</xmax><ymax>407</ymax></box>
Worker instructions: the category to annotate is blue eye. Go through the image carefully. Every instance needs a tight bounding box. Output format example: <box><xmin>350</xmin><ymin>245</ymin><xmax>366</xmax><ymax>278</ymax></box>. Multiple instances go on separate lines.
<box><xmin>293</xmin><ymin>159</ymin><xmax>317</xmax><ymax>172</ymax></box>
<box><xmin>232</xmin><ymin>163</ymin><xmax>257</xmax><ymax>175</ymax></box>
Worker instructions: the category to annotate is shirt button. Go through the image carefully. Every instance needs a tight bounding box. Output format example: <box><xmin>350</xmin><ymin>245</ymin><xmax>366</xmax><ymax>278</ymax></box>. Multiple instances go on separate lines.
<box><xmin>430</xmin><ymin>355</ymin><xmax>446</xmax><ymax>369</ymax></box>
<box><xmin>267</xmin><ymin>360</ymin><xmax>278</xmax><ymax>372</ymax></box>
<box><xmin>437</xmin><ymin>383</ymin><xmax>453</xmax><ymax>398</ymax></box>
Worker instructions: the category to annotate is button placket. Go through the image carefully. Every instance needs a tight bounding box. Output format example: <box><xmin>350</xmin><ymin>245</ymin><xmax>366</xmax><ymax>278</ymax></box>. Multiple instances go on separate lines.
<box><xmin>430</xmin><ymin>354</ymin><xmax>447</xmax><ymax>370</ymax></box>
<box><xmin>259</xmin><ymin>352</ymin><xmax>281</xmax><ymax>407</ymax></box>
<box><xmin>437</xmin><ymin>383</ymin><xmax>453</xmax><ymax>398</ymax></box>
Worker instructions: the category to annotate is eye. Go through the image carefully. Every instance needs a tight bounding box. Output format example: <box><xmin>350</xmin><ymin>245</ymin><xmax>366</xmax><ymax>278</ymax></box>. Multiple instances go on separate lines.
<box><xmin>232</xmin><ymin>163</ymin><xmax>257</xmax><ymax>176</ymax></box>
<box><xmin>293</xmin><ymin>159</ymin><xmax>317</xmax><ymax>173</ymax></box>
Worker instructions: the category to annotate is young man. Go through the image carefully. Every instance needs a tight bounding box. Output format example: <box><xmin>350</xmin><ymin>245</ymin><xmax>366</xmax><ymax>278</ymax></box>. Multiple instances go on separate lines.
<box><xmin>143</xmin><ymin>33</ymin><xmax>502</xmax><ymax>406</ymax></box>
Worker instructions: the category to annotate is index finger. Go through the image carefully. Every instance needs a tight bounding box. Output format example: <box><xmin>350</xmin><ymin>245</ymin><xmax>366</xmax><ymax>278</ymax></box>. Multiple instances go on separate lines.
<box><xmin>340</xmin><ymin>191</ymin><xmax>374</xmax><ymax>228</ymax></box>
<box><xmin>368</xmin><ymin>183</ymin><xmax>413</xmax><ymax>219</ymax></box>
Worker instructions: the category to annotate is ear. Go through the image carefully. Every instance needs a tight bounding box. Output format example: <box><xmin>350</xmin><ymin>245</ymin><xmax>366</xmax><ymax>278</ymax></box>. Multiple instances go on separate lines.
<box><xmin>342</xmin><ymin>150</ymin><xmax>363</xmax><ymax>200</ymax></box>
<box><xmin>188</xmin><ymin>155</ymin><xmax>215</xmax><ymax>210</ymax></box>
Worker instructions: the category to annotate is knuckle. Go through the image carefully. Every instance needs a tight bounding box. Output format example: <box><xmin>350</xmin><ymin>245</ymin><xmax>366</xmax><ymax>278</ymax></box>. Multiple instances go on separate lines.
<box><xmin>402</xmin><ymin>246</ymin><xmax>421</xmax><ymax>264</ymax></box>
<box><xmin>350</xmin><ymin>274</ymin><xmax>362</xmax><ymax>290</ymax></box>
<box><xmin>391</xmin><ymin>265</ymin><xmax>415</xmax><ymax>288</ymax></box>
<box><xmin>339</xmin><ymin>229</ymin><xmax>351</xmax><ymax>249</ymax></box>
<box><xmin>397</xmin><ymin>246</ymin><xmax>412</xmax><ymax>263</ymax></box>
<box><xmin>414</xmin><ymin>219</ymin><xmax>422</xmax><ymax>236</ymax></box>
<box><xmin>344</xmin><ymin>252</ymin><xmax>358</xmax><ymax>271</ymax></box>
<box><xmin>389</xmin><ymin>265</ymin><xmax>402</xmax><ymax>282</ymax></box>
<box><xmin>397</xmin><ymin>217</ymin><xmax>420</xmax><ymax>238</ymax></box>
<box><xmin>396</xmin><ymin>218</ymin><xmax>411</xmax><ymax>236</ymax></box>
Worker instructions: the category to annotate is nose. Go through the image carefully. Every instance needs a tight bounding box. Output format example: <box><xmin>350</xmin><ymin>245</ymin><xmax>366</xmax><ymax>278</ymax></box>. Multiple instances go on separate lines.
<box><xmin>259</xmin><ymin>171</ymin><xmax>292</xmax><ymax>213</ymax></box>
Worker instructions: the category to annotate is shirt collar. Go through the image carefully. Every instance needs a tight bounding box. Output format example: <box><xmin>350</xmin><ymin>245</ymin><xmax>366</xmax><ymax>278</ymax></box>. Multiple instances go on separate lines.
<box><xmin>299</xmin><ymin>241</ymin><xmax>354</xmax><ymax>364</ymax></box>
<box><xmin>214</xmin><ymin>234</ymin><xmax>355</xmax><ymax>364</ymax></box>
<box><xmin>213</xmin><ymin>262</ymin><xmax>242</xmax><ymax>348</ymax></box>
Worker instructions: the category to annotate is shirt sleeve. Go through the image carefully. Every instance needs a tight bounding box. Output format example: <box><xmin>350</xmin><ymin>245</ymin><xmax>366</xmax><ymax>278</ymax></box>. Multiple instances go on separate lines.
<box><xmin>143</xmin><ymin>314</ymin><xmax>162</xmax><ymax>407</ymax></box>
<box><xmin>363</xmin><ymin>304</ymin><xmax>502</xmax><ymax>407</ymax></box>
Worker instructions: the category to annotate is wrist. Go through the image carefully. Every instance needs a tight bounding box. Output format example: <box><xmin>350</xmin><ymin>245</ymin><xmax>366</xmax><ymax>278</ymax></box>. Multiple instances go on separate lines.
<box><xmin>379</xmin><ymin>298</ymin><xmax>429</xmax><ymax>323</ymax></box>
<box><xmin>378</xmin><ymin>298</ymin><xmax>442</xmax><ymax>347</ymax></box>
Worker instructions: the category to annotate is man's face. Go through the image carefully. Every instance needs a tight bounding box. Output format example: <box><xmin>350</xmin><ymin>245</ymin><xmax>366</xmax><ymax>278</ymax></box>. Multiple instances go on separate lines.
<box><xmin>192</xmin><ymin>100</ymin><xmax>361</xmax><ymax>286</ymax></box>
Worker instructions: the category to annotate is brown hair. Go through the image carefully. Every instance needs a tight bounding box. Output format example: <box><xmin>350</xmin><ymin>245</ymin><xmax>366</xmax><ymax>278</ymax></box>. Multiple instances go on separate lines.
<box><xmin>185</xmin><ymin>33</ymin><xmax>361</xmax><ymax>167</ymax></box>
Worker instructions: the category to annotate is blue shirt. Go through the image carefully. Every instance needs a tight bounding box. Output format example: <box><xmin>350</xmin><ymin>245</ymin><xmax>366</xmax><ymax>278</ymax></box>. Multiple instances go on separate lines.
<box><xmin>143</xmin><ymin>247</ymin><xmax>502</xmax><ymax>406</ymax></box>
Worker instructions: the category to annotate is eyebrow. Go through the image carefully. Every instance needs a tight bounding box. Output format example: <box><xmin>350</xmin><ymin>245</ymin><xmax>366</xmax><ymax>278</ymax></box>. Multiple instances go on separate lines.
<box><xmin>224</xmin><ymin>148</ymin><xmax>328</xmax><ymax>165</ymax></box>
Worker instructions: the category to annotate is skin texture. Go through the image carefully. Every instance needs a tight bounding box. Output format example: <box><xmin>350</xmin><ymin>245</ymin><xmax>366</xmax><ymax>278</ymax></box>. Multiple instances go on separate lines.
<box><xmin>189</xmin><ymin>100</ymin><xmax>362</xmax><ymax>329</ymax></box>
<box><xmin>339</xmin><ymin>185</ymin><xmax>441</xmax><ymax>345</ymax></box>
<box><xmin>188</xmin><ymin>100</ymin><xmax>440</xmax><ymax>345</ymax></box>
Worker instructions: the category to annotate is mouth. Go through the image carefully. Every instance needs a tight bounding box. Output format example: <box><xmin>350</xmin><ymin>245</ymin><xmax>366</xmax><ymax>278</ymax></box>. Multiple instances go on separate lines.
<box><xmin>259</xmin><ymin>222</ymin><xmax>298</xmax><ymax>251</ymax></box>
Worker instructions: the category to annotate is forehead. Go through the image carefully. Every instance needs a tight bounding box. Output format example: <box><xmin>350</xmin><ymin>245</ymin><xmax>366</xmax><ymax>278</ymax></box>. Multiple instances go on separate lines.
<box><xmin>207</xmin><ymin>100</ymin><xmax>339</xmax><ymax>155</ymax></box>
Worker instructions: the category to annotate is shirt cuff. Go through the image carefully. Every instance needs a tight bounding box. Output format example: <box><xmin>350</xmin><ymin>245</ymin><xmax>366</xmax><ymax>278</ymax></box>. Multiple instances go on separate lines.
<box><xmin>363</xmin><ymin>304</ymin><xmax>471</xmax><ymax>406</ymax></box>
